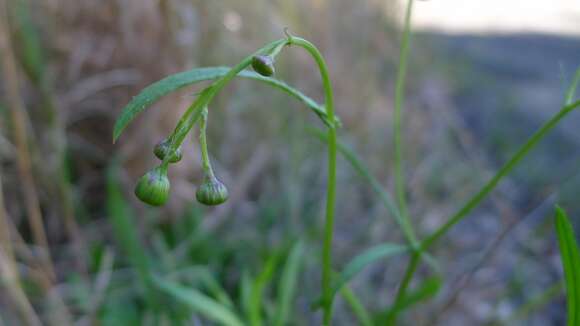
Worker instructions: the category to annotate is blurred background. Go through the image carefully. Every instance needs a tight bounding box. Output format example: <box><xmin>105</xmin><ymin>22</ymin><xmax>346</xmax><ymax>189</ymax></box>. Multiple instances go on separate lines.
<box><xmin>1</xmin><ymin>0</ymin><xmax>579</xmax><ymax>325</ymax></box>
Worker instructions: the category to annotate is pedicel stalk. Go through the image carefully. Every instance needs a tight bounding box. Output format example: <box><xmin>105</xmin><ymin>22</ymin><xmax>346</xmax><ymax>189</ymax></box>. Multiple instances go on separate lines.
<box><xmin>113</xmin><ymin>31</ymin><xmax>340</xmax><ymax>325</ymax></box>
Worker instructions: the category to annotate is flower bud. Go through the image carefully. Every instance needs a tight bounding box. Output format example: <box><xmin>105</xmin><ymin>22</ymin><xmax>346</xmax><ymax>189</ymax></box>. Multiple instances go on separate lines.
<box><xmin>154</xmin><ymin>138</ymin><xmax>182</xmax><ymax>163</ymax></box>
<box><xmin>153</xmin><ymin>139</ymin><xmax>183</xmax><ymax>163</ymax></box>
<box><xmin>251</xmin><ymin>55</ymin><xmax>275</xmax><ymax>77</ymax></box>
<box><xmin>134</xmin><ymin>165</ymin><xmax>170</xmax><ymax>206</ymax></box>
<box><xmin>196</xmin><ymin>176</ymin><xmax>229</xmax><ymax>206</ymax></box>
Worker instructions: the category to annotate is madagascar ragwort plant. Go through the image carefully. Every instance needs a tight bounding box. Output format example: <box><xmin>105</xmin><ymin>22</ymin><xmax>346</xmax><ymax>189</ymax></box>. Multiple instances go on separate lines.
<box><xmin>113</xmin><ymin>6</ymin><xmax>580</xmax><ymax>324</ymax></box>
<box><xmin>114</xmin><ymin>30</ymin><xmax>343</xmax><ymax>324</ymax></box>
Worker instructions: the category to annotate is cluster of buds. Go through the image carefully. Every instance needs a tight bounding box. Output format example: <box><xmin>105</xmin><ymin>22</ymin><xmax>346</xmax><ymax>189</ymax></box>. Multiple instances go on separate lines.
<box><xmin>134</xmin><ymin>47</ymin><xmax>281</xmax><ymax>207</ymax></box>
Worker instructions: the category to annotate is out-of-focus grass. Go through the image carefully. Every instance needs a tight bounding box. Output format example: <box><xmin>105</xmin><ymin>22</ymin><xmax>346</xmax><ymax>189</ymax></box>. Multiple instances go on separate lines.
<box><xmin>0</xmin><ymin>0</ymin><xmax>578</xmax><ymax>324</ymax></box>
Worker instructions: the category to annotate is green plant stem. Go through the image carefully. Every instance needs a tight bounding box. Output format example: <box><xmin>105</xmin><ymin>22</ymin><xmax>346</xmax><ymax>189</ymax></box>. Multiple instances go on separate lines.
<box><xmin>198</xmin><ymin>107</ymin><xmax>215</xmax><ymax>178</ymax></box>
<box><xmin>423</xmin><ymin>99</ymin><xmax>580</xmax><ymax>249</ymax></box>
<box><xmin>393</xmin><ymin>0</ymin><xmax>415</xmax><ymax>235</ymax></box>
<box><xmin>287</xmin><ymin>36</ymin><xmax>338</xmax><ymax>326</ymax></box>
<box><xmin>386</xmin><ymin>252</ymin><xmax>420</xmax><ymax>325</ymax></box>
<box><xmin>159</xmin><ymin>35</ymin><xmax>339</xmax><ymax>324</ymax></box>
<box><xmin>502</xmin><ymin>282</ymin><xmax>563</xmax><ymax>325</ymax></box>
<box><xmin>389</xmin><ymin>99</ymin><xmax>580</xmax><ymax>320</ymax></box>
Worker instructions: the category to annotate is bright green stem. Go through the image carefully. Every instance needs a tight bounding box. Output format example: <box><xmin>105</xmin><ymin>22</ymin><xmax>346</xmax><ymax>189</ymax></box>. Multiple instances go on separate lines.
<box><xmin>161</xmin><ymin>35</ymin><xmax>339</xmax><ymax>324</ymax></box>
<box><xmin>422</xmin><ymin>99</ymin><xmax>580</xmax><ymax>249</ymax></box>
<box><xmin>198</xmin><ymin>107</ymin><xmax>215</xmax><ymax>178</ymax></box>
<box><xmin>393</xmin><ymin>0</ymin><xmax>415</xmax><ymax>234</ymax></box>
<box><xmin>287</xmin><ymin>37</ymin><xmax>338</xmax><ymax>326</ymax></box>
<box><xmin>390</xmin><ymin>99</ymin><xmax>580</xmax><ymax>320</ymax></box>
<box><xmin>386</xmin><ymin>252</ymin><xmax>420</xmax><ymax>325</ymax></box>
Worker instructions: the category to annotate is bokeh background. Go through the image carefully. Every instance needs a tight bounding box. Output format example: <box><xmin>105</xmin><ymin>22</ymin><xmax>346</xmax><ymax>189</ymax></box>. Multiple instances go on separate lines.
<box><xmin>1</xmin><ymin>0</ymin><xmax>580</xmax><ymax>325</ymax></box>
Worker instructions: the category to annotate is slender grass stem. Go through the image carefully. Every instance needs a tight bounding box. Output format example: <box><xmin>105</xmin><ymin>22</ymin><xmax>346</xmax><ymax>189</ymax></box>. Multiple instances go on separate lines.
<box><xmin>386</xmin><ymin>252</ymin><xmax>420</xmax><ymax>325</ymax></box>
<box><xmin>422</xmin><ymin>99</ymin><xmax>580</xmax><ymax>249</ymax></box>
<box><xmin>390</xmin><ymin>99</ymin><xmax>580</xmax><ymax>321</ymax></box>
<box><xmin>393</xmin><ymin>0</ymin><xmax>416</xmax><ymax>236</ymax></box>
<box><xmin>287</xmin><ymin>37</ymin><xmax>338</xmax><ymax>326</ymax></box>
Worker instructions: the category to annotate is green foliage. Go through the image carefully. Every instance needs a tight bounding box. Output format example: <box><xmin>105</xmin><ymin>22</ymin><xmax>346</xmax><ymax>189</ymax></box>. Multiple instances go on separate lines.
<box><xmin>106</xmin><ymin>164</ymin><xmax>152</xmax><ymax>292</ymax></box>
<box><xmin>112</xmin><ymin>67</ymin><xmax>332</xmax><ymax>142</ymax></box>
<box><xmin>554</xmin><ymin>206</ymin><xmax>580</xmax><ymax>326</ymax></box>
<box><xmin>10</xmin><ymin>0</ymin><xmax>45</xmax><ymax>85</ymax></box>
<box><xmin>376</xmin><ymin>275</ymin><xmax>442</xmax><ymax>324</ymax></box>
<box><xmin>274</xmin><ymin>242</ymin><xmax>305</xmax><ymax>326</ymax></box>
<box><xmin>153</xmin><ymin>276</ymin><xmax>245</xmax><ymax>326</ymax></box>
<box><xmin>108</xmin><ymin>8</ymin><xmax>580</xmax><ymax>323</ymax></box>
<box><xmin>330</xmin><ymin>243</ymin><xmax>407</xmax><ymax>302</ymax></box>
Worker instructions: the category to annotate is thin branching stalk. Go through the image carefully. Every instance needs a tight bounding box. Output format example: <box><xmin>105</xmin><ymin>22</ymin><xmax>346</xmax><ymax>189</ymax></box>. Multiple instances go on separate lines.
<box><xmin>422</xmin><ymin>99</ymin><xmax>580</xmax><ymax>249</ymax></box>
<box><xmin>393</xmin><ymin>0</ymin><xmax>417</xmax><ymax>244</ymax></box>
<box><xmin>390</xmin><ymin>99</ymin><xmax>580</xmax><ymax>322</ymax></box>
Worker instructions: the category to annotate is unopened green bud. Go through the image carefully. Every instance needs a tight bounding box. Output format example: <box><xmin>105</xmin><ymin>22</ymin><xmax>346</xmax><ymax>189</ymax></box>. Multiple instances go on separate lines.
<box><xmin>134</xmin><ymin>165</ymin><xmax>170</xmax><ymax>206</ymax></box>
<box><xmin>196</xmin><ymin>176</ymin><xmax>229</xmax><ymax>206</ymax></box>
<box><xmin>154</xmin><ymin>138</ymin><xmax>182</xmax><ymax>163</ymax></box>
<box><xmin>251</xmin><ymin>55</ymin><xmax>275</xmax><ymax>77</ymax></box>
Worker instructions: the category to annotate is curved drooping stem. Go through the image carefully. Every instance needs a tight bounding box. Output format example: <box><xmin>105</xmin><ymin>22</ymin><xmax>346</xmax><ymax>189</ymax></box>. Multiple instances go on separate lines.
<box><xmin>160</xmin><ymin>35</ymin><xmax>339</xmax><ymax>324</ymax></box>
<box><xmin>198</xmin><ymin>107</ymin><xmax>215</xmax><ymax>179</ymax></box>
<box><xmin>286</xmin><ymin>37</ymin><xmax>338</xmax><ymax>326</ymax></box>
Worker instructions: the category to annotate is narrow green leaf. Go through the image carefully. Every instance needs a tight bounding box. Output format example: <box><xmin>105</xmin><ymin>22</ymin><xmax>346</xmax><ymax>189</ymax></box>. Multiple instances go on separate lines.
<box><xmin>105</xmin><ymin>164</ymin><xmax>152</xmax><ymax>297</ymax></box>
<box><xmin>504</xmin><ymin>282</ymin><xmax>563</xmax><ymax>324</ymax></box>
<box><xmin>10</xmin><ymin>0</ymin><xmax>45</xmax><ymax>84</ymax></box>
<box><xmin>565</xmin><ymin>68</ymin><xmax>580</xmax><ymax>105</ymax></box>
<box><xmin>554</xmin><ymin>206</ymin><xmax>580</xmax><ymax>326</ymax></box>
<box><xmin>170</xmin><ymin>265</ymin><xmax>235</xmax><ymax>309</ymax></box>
<box><xmin>153</xmin><ymin>277</ymin><xmax>244</xmax><ymax>326</ymax></box>
<box><xmin>333</xmin><ymin>244</ymin><xmax>407</xmax><ymax>302</ymax></box>
<box><xmin>311</xmin><ymin>243</ymin><xmax>408</xmax><ymax>310</ymax></box>
<box><xmin>249</xmin><ymin>253</ymin><xmax>279</xmax><ymax>326</ymax></box>
<box><xmin>112</xmin><ymin>67</ymin><xmax>330</xmax><ymax>142</ymax></box>
<box><xmin>274</xmin><ymin>242</ymin><xmax>305</xmax><ymax>326</ymax></box>
<box><xmin>240</xmin><ymin>269</ymin><xmax>253</xmax><ymax>323</ymax></box>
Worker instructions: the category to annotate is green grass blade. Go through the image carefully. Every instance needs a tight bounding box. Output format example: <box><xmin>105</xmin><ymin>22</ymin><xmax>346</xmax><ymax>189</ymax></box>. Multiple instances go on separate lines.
<box><xmin>340</xmin><ymin>286</ymin><xmax>374</xmax><ymax>326</ymax></box>
<box><xmin>274</xmin><ymin>241</ymin><xmax>305</xmax><ymax>326</ymax></box>
<box><xmin>105</xmin><ymin>163</ymin><xmax>152</xmax><ymax>296</ymax></box>
<box><xmin>152</xmin><ymin>276</ymin><xmax>245</xmax><ymax>326</ymax></box>
<box><xmin>249</xmin><ymin>253</ymin><xmax>279</xmax><ymax>326</ymax></box>
<box><xmin>565</xmin><ymin>68</ymin><xmax>580</xmax><ymax>105</ymax></box>
<box><xmin>502</xmin><ymin>282</ymin><xmax>563</xmax><ymax>325</ymax></box>
<box><xmin>112</xmin><ymin>67</ymin><xmax>331</xmax><ymax>141</ymax></box>
<box><xmin>240</xmin><ymin>269</ymin><xmax>253</xmax><ymax>323</ymax></box>
<box><xmin>10</xmin><ymin>0</ymin><xmax>45</xmax><ymax>84</ymax></box>
<box><xmin>171</xmin><ymin>265</ymin><xmax>236</xmax><ymax>309</ymax></box>
<box><xmin>197</xmin><ymin>269</ymin><xmax>236</xmax><ymax>309</ymax></box>
<box><xmin>392</xmin><ymin>0</ymin><xmax>415</xmax><ymax>229</ymax></box>
<box><xmin>554</xmin><ymin>206</ymin><xmax>580</xmax><ymax>326</ymax></box>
